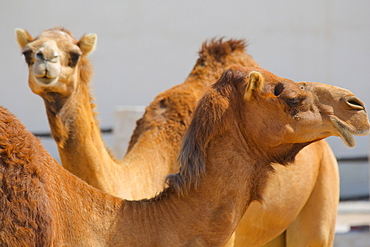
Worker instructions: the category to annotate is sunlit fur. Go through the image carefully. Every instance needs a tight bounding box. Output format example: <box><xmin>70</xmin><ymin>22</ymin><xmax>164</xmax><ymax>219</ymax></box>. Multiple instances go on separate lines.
<box><xmin>1</xmin><ymin>65</ymin><xmax>368</xmax><ymax>245</ymax></box>
<box><xmin>16</xmin><ymin>28</ymin><xmax>259</xmax><ymax>202</ymax></box>
<box><xmin>16</xmin><ymin>28</ymin><xmax>370</xmax><ymax>246</ymax></box>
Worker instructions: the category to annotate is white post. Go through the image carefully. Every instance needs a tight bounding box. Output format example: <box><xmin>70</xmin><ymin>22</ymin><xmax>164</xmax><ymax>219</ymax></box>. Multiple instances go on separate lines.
<box><xmin>368</xmin><ymin>136</ymin><xmax>370</xmax><ymax>200</ymax></box>
<box><xmin>112</xmin><ymin>105</ymin><xmax>145</xmax><ymax>160</ymax></box>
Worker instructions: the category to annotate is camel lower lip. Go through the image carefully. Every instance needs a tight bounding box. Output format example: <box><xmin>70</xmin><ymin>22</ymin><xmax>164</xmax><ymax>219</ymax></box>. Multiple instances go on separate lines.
<box><xmin>329</xmin><ymin>117</ymin><xmax>356</xmax><ymax>148</ymax></box>
<box><xmin>34</xmin><ymin>77</ymin><xmax>58</xmax><ymax>86</ymax></box>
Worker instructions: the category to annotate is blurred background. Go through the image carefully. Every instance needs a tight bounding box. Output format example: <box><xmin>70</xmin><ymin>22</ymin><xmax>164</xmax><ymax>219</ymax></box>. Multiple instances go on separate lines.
<box><xmin>0</xmin><ymin>0</ymin><xmax>369</xmax><ymax>200</ymax></box>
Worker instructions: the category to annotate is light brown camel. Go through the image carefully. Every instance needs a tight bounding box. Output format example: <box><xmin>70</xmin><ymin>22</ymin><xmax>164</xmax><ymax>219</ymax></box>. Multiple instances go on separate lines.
<box><xmin>16</xmin><ymin>28</ymin><xmax>347</xmax><ymax>246</ymax></box>
<box><xmin>1</xmin><ymin>66</ymin><xmax>369</xmax><ymax>246</ymax></box>
<box><xmin>15</xmin><ymin>28</ymin><xmax>259</xmax><ymax>200</ymax></box>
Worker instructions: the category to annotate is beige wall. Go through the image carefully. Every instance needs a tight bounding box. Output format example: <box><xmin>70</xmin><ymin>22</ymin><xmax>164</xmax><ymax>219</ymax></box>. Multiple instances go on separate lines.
<box><xmin>0</xmin><ymin>0</ymin><xmax>369</xmax><ymax>161</ymax></box>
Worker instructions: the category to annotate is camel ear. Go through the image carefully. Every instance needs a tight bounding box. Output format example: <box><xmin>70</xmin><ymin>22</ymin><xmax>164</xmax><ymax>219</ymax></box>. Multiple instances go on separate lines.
<box><xmin>15</xmin><ymin>28</ymin><xmax>33</xmax><ymax>49</ymax></box>
<box><xmin>78</xmin><ymin>33</ymin><xmax>97</xmax><ymax>55</ymax></box>
<box><xmin>244</xmin><ymin>71</ymin><xmax>265</xmax><ymax>101</ymax></box>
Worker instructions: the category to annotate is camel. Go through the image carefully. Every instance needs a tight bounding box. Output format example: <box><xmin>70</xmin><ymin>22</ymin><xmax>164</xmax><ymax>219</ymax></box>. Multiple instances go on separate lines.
<box><xmin>1</xmin><ymin>66</ymin><xmax>369</xmax><ymax>246</ymax></box>
<box><xmin>15</xmin><ymin>28</ymin><xmax>259</xmax><ymax>200</ymax></box>
<box><xmin>15</xmin><ymin>27</ymin><xmax>348</xmax><ymax>246</ymax></box>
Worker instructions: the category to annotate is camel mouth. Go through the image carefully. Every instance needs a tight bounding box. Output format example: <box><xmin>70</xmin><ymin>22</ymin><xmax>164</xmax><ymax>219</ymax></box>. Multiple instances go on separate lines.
<box><xmin>34</xmin><ymin>76</ymin><xmax>59</xmax><ymax>86</ymax></box>
<box><xmin>329</xmin><ymin>116</ymin><xmax>370</xmax><ymax>148</ymax></box>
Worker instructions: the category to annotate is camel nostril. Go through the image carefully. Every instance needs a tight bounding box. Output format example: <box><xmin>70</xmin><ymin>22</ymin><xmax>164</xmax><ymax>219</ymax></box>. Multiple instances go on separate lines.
<box><xmin>50</xmin><ymin>55</ymin><xmax>59</xmax><ymax>63</ymax></box>
<box><xmin>346</xmin><ymin>97</ymin><xmax>364</xmax><ymax>110</ymax></box>
<box><xmin>35</xmin><ymin>51</ymin><xmax>44</xmax><ymax>61</ymax></box>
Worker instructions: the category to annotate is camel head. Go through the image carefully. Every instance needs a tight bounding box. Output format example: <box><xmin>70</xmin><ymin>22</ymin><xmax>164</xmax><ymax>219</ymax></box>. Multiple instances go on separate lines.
<box><xmin>222</xmin><ymin>66</ymin><xmax>369</xmax><ymax>149</ymax></box>
<box><xmin>15</xmin><ymin>28</ymin><xmax>97</xmax><ymax>97</ymax></box>
<box><xmin>305</xmin><ymin>82</ymin><xmax>369</xmax><ymax>147</ymax></box>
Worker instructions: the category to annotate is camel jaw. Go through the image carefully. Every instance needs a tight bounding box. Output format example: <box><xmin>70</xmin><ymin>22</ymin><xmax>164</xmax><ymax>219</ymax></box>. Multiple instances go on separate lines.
<box><xmin>329</xmin><ymin>116</ymin><xmax>370</xmax><ymax>148</ymax></box>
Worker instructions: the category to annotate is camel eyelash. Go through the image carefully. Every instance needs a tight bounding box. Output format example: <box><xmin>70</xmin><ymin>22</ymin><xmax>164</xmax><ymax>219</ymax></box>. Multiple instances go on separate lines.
<box><xmin>22</xmin><ymin>50</ymin><xmax>33</xmax><ymax>65</ymax></box>
<box><xmin>284</xmin><ymin>96</ymin><xmax>306</xmax><ymax>108</ymax></box>
<box><xmin>68</xmin><ymin>52</ymin><xmax>81</xmax><ymax>67</ymax></box>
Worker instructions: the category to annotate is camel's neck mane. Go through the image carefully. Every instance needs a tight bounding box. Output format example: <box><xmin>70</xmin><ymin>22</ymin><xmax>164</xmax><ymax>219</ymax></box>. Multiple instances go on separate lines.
<box><xmin>197</xmin><ymin>38</ymin><xmax>247</xmax><ymax>65</ymax></box>
<box><xmin>190</xmin><ymin>39</ymin><xmax>250</xmax><ymax>79</ymax></box>
<box><xmin>166</xmin><ymin>70</ymin><xmax>245</xmax><ymax>195</ymax></box>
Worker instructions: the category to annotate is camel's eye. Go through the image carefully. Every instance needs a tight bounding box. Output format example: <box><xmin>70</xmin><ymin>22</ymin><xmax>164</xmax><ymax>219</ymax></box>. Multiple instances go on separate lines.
<box><xmin>68</xmin><ymin>52</ymin><xmax>81</xmax><ymax>67</ymax></box>
<box><xmin>22</xmin><ymin>50</ymin><xmax>33</xmax><ymax>65</ymax></box>
<box><xmin>274</xmin><ymin>83</ymin><xmax>284</xmax><ymax>96</ymax></box>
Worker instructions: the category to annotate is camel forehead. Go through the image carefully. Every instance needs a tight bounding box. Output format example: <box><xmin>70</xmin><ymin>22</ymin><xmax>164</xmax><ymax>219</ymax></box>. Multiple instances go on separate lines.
<box><xmin>38</xmin><ymin>29</ymin><xmax>76</xmax><ymax>42</ymax></box>
<box><xmin>28</xmin><ymin>30</ymin><xmax>77</xmax><ymax>49</ymax></box>
<box><xmin>26</xmin><ymin>30</ymin><xmax>79</xmax><ymax>53</ymax></box>
<box><xmin>234</xmin><ymin>66</ymin><xmax>302</xmax><ymax>95</ymax></box>
<box><xmin>252</xmin><ymin>68</ymin><xmax>300</xmax><ymax>92</ymax></box>
<box><xmin>243</xmin><ymin>66</ymin><xmax>290</xmax><ymax>84</ymax></box>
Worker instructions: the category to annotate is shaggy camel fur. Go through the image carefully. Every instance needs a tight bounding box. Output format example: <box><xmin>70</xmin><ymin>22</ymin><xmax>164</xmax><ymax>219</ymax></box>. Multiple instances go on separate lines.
<box><xmin>1</xmin><ymin>66</ymin><xmax>369</xmax><ymax>246</ymax></box>
<box><xmin>16</xmin><ymin>28</ymin><xmax>350</xmax><ymax>246</ymax></box>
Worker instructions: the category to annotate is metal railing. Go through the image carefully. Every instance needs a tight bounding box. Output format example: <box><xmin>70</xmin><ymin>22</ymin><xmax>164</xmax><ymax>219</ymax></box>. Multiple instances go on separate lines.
<box><xmin>32</xmin><ymin>128</ymin><xmax>113</xmax><ymax>137</ymax></box>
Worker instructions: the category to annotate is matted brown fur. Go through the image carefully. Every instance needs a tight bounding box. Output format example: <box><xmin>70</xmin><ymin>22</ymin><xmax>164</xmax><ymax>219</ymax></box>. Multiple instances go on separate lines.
<box><xmin>0</xmin><ymin>107</ymin><xmax>53</xmax><ymax>246</ymax></box>
<box><xmin>195</xmin><ymin>38</ymin><xmax>247</xmax><ymax>69</ymax></box>
<box><xmin>166</xmin><ymin>68</ymin><xmax>244</xmax><ymax>195</ymax></box>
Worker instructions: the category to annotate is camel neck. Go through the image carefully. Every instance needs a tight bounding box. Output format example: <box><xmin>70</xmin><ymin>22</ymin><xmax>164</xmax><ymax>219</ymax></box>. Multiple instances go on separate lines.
<box><xmin>42</xmin><ymin>81</ymin><xmax>116</xmax><ymax>194</ymax></box>
<box><xmin>47</xmin><ymin>144</ymin><xmax>252</xmax><ymax>247</ymax></box>
<box><xmin>110</xmin><ymin>127</ymin><xmax>268</xmax><ymax>246</ymax></box>
<box><xmin>46</xmin><ymin>156</ymin><xmax>124</xmax><ymax>246</ymax></box>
